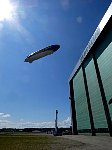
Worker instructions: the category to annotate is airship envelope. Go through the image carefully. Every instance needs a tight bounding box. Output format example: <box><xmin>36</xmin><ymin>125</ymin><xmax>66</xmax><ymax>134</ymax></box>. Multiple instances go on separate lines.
<box><xmin>24</xmin><ymin>45</ymin><xmax>60</xmax><ymax>63</ymax></box>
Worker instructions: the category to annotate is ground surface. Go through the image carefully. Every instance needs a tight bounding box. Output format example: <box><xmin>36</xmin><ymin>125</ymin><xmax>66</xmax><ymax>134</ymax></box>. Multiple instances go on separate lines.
<box><xmin>62</xmin><ymin>134</ymin><xmax>112</xmax><ymax>150</ymax></box>
<box><xmin>0</xmin><ymin>133</ymin><xmax>112</xmax><ymax>150</ymax></box>
<box><xmin>0</xmin><ymin>133</ymin><xmax>84</xmax><ymax>150</ymax></box>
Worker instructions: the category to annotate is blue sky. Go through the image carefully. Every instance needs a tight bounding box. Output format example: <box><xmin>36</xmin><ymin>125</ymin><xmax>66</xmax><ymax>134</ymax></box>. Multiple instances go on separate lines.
<box><xmin>0</xmin><ymin>0</ymin><xmax>111</xmax><ymax>128</ymax></box>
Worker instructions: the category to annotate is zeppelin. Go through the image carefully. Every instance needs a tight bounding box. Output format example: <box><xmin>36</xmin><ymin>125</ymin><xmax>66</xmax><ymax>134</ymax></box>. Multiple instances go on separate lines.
<box><xmin>24</xmin><ymin>44</ymin><xmax>60</xmax><ymax>63</ymax></box>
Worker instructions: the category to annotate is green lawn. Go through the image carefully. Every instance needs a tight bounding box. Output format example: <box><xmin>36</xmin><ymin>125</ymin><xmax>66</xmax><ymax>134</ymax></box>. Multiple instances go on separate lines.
<box><xmin>0</xmin><ymin>133</ymin><xmax>84</xmax><ymax>150</ymax></box>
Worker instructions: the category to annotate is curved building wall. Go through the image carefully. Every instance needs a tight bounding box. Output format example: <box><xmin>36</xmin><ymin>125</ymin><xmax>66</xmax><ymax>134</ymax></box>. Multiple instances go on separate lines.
<box><xmin>95</xmin><ymin>30</ymin><xmax>112</xmax><ymax>120</ymax></box>
<box><xmin>73</xmin><ymin>68</ymin><xmax>91</xmax><ymax>130</ymax></box>
<box><xmin>84</xmin><ymin>57</ymin><xmax>107</xmax><ymax>128</ymax></box>
<box><xmin>69</xmin><ymin>4</ymin><xmax>112</xmax><ymax>136</ymax></box>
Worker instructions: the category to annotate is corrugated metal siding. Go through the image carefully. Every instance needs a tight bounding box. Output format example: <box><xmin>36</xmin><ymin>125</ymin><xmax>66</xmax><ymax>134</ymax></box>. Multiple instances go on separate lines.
<box><xmin>95</xmin><ymin>30</ymin><xmax>112</xmax><ymax>120</ymax></box>
<box><xmin>85</xmin><ymin>58</ymin><xmax>107</xmax><ymax>128</ymax></box>
<box><xmin>73</xmin><ymin>68</ymin><xmax>91</xmax><ymax>130</ymax></box>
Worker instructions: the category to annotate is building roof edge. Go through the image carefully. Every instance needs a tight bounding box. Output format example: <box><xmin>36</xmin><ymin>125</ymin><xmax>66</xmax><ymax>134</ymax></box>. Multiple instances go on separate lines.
<box><xmin>69</xmin><ymin>2</ymin><xmax>112</xmax><ymax>82</ymax></box>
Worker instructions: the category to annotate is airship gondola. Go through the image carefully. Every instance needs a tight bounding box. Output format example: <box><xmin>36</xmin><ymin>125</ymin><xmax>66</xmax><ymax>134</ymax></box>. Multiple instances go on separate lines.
<box><xmin>24</xmin><ymin>44</ymin><xmax>60</xmax><ymax>63</ymax></box>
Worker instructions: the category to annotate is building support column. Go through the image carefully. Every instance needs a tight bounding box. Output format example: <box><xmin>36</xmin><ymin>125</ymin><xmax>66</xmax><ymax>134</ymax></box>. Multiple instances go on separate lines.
<box><xmin>82</xmin><ymin>65</ymin><xmax>96</xmax><ymax>136</ymax></box>
<box><xmin>69</xmin><ymin>80</ymin><xmax>78</xmax><ymax>135</ymax></box>
<box><xmin>92</xmin><ymin>54</ymin><xmax>112</xmax><ymax>136</ymax></box>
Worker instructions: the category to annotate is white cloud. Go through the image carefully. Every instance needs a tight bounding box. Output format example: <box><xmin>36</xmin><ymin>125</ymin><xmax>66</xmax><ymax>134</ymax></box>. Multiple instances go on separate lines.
<box><xmin>2</xmin><ymin>114</ymin><xmax>11</xmax><ymax>118</ymax></box>
<box><xmin>0</xmin><ymin>112</ymin><xmax>71</xmax><ymax>128</ymax></box>
<box><xmin>76</xmin><ymin>16</ymin><xmax>83</xmax><ymax>24</ymax></box>
<box><xmin>0</xmin><ymin>23</ymin><xmax>4</xmax><ymax>31</ymax></box>
<box><xmin>0</xmin><ymin>113</ymin><xmax>4</xmax><ymax>116</ymax></box>
<box><xmin>61</xmin><ymin>0</ymin><xmax>71</xmax><ymax>10</ymax></box>
<box><xmin>58</xmin><ymin>117</ymin><xmax>71</xmax><ymax>128</ymax></box>
<box><xmin>0</xmin><ymin>113</ymin><xmax>11</xmax><ymax>118</ymax></box>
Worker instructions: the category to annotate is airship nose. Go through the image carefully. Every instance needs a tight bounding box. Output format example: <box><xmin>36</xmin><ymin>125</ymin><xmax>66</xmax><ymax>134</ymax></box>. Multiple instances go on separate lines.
<box><xmin>24</xmin><ymin>58</ymin><xmax>28</xmax><ymax>62</ymax></box>
<box><xmin>52</xmin><ymin>44</ymin><xmax>60</xmax><ymax>52</ymax></box>
<box><xmin>56</xmin><ymin>45</ymin><xmax>60</xmax><ymax>49</ymax></box>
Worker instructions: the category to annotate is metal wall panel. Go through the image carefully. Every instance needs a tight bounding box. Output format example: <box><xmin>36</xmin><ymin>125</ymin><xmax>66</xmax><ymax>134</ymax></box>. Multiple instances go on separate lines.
<box><xmin>73</xmin><ymin>68</ymin><xmax>91</xmax><ymax>130</ymax></box>
<box><xmin>95</xmin><ymin>30</ymin><xmax>112</xmax><ymax>120</ymax></box>
<box><xmin>85</xmin><ymin>58</ymin><xmax>107</xmax><ymax>128</ymax></box>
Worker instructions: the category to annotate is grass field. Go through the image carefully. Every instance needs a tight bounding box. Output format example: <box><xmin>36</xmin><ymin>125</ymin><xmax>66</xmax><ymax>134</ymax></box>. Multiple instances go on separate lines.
<box><xmin>0</xmin><ymin>133</ymin><xmax>84</xmax><ymax>150</ymax></box>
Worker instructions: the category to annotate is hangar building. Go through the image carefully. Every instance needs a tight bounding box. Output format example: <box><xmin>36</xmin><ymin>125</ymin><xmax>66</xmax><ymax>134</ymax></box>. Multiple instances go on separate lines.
<box><xmin>69</xmin><ymin>3</ymin><xmax>112</xmax><ymax>136</ymax></box>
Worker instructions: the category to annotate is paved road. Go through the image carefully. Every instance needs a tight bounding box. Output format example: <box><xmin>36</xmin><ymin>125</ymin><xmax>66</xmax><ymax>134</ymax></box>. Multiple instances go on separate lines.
<box><xmin>62</xmin><ymin>135</ymin><xmax>112</xmax><ymax>150</ymax></box>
